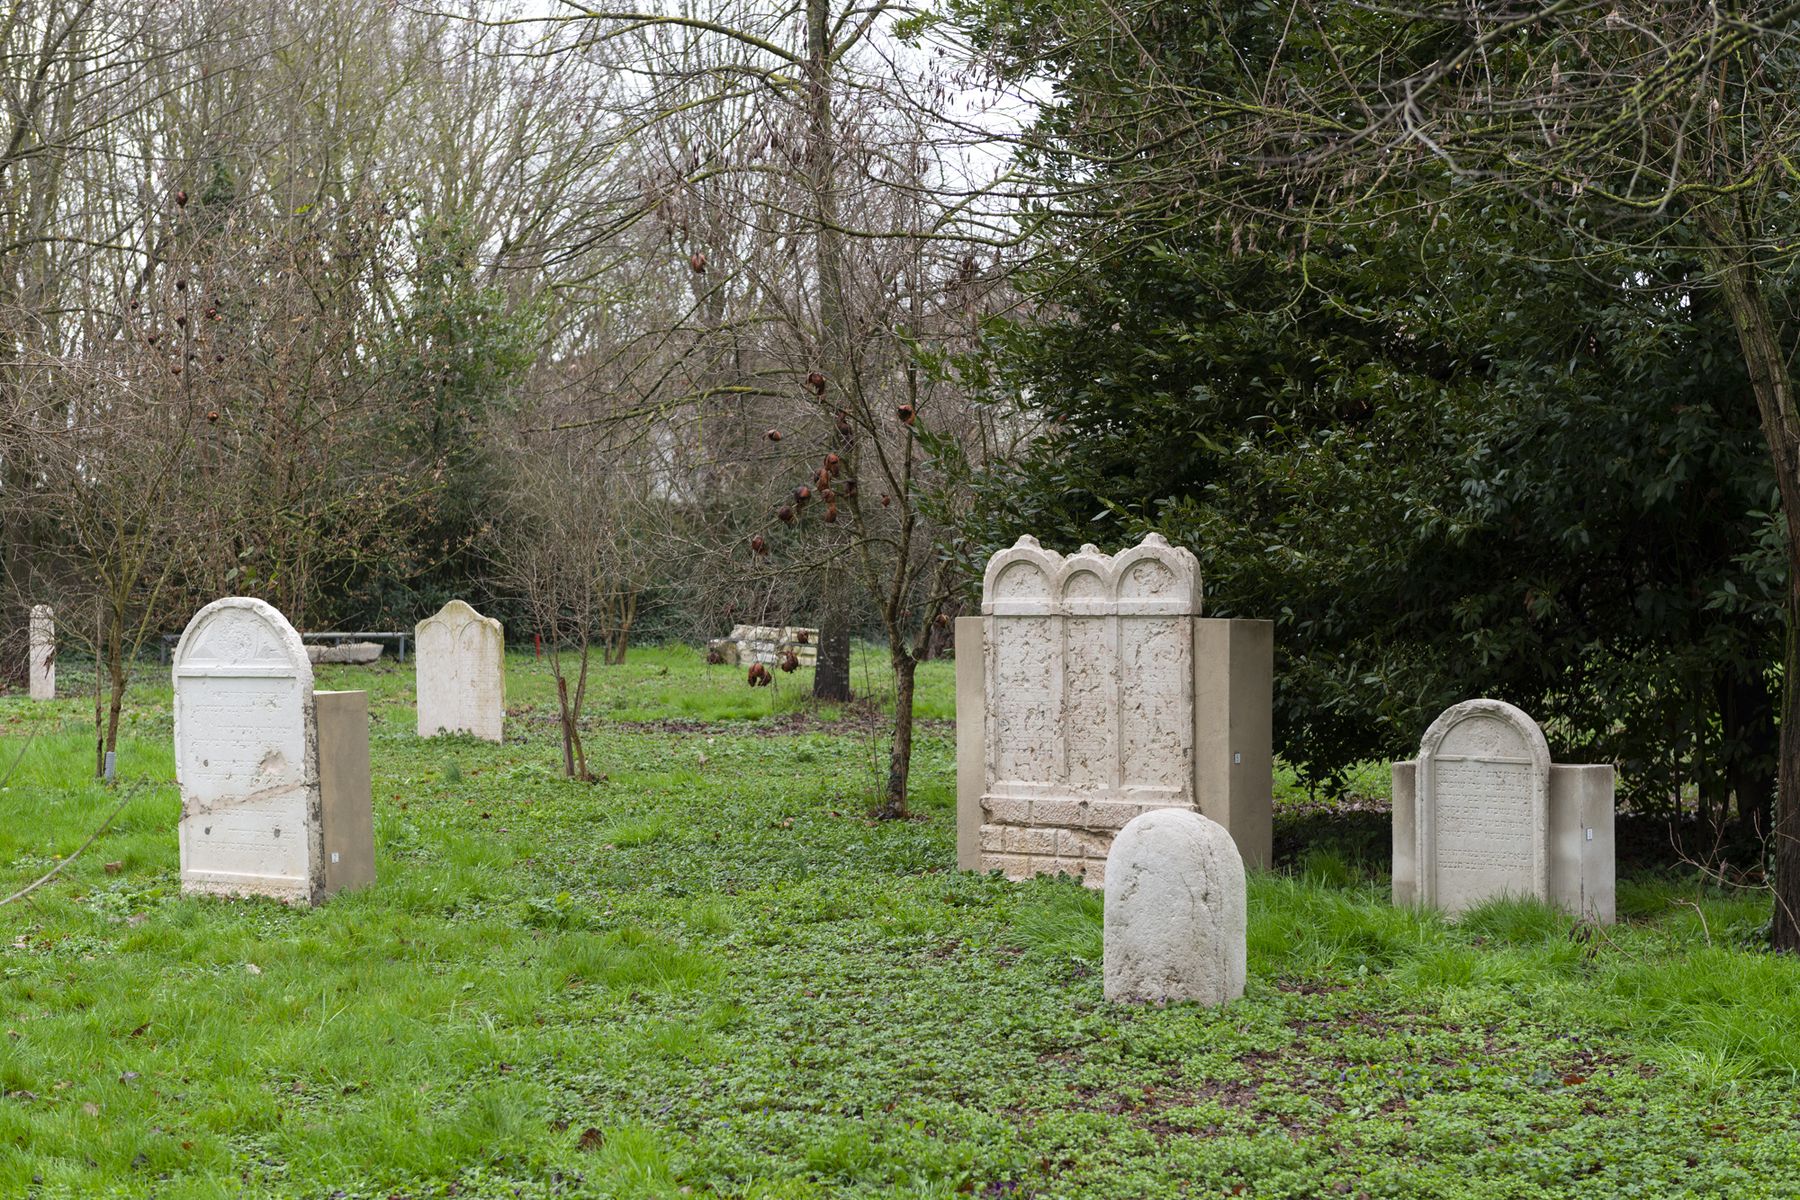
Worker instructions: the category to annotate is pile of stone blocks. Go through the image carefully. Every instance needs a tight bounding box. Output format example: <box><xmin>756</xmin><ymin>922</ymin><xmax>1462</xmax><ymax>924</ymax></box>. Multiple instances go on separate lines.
<box><xmin>706</xmin><ymin>624</ymin><xmax>819</xmax><ymax>668</ymax></box>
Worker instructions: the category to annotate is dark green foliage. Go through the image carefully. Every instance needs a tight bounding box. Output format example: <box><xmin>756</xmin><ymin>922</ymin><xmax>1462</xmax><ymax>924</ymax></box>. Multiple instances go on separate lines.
<box><xmin>954</xmin><ymin>0</ymin><xmax>1781</xmax><ymax>822</ymax></box>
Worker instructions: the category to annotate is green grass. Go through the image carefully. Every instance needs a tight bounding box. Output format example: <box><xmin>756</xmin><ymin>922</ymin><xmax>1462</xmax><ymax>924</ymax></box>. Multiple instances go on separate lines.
<box><xmin>1</xmin><ymin>644</ymin><xmax>1798</xmax><ymax>1197</ymax></box>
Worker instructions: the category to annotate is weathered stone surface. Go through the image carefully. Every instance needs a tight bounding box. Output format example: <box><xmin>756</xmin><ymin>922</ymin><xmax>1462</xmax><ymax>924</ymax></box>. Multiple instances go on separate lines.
<box><xmin>1193</xmin><ymin>618</ymin><xmax>1274</xmax><ymax>869</ymax></box>
<box><xmin>316</xmin><ymin>690</ymin><xmax>375</xmax><ymax>897</ymax></box>
<box><xmin>971</xmin><ymin>534</ymin><xmax>1273</xmax><ymax>883</ymax></box>
<box><xmin>1392</xmin><ymin>699</ymin><xmax>1615</xmax><ymax>921</ymax></box>
<box><xmin>173</xmin><ymin>597</ymin><xmax>323</xmax><ymax>904</ymax></box>
<box><xmin>27</xmin><ymin>604</ymin><xmax>52</xmax><ymax>700</ymax></box>
<box><xmin>1103</xmin><ymin>808</ymin><xmax>1246</xmax><ymax>1006</ymax></box>
<box><xmin>706</xmin><ymin>624</ymin><xmax>819</xmax><ymax>667</ymax></box>
<box><xmin>307</xmin><ymin>641</ymin><xmax>384</xmax><ymax>665</ymax></box>
<box><xmin>955</xmin><ymin>616</ymin><xmax>985</xmax><ymax>871</ymax></box>
<box><xmin>415</xmin><ymin>600</ymin><xmax>503</xmax><ymax>742</ymax></box>
<box><xmin>1414</xmin><ymin>699</ymin><xmax>1550</xmax><ymax>913</ymax></box>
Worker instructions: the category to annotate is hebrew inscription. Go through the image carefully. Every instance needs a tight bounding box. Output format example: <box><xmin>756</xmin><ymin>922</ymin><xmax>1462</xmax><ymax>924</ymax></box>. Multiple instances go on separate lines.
<box><xmin>1416</xmin><ymin>700</ymin><xmax>1550</xmax><ymax>913</ymax></box>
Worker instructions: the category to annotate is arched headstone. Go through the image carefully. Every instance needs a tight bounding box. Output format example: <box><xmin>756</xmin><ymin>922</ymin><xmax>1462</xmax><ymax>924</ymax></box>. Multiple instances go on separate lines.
<box><xmin>27</xmin><ymin>605</ymin><xmax>53</xmax><ymax>700</ymax></box>
<box><xmin>1393</xmin><ymin>699</ymin><xmax>1614</xmax><ymax>921</ymax></box>
<box><xmin>1103</xmin><ymin>808</ymin><xmax>1246</xmax><ymax>1006</ymax></box>
<box><xmin>172</xmin><ymin>597</ymin><xmax>322</xmax><ymax>903</ymax></box>
<box><xmin>415</xmin><ymin>600</ymin><xmax>504</xmax><ymax>741</ymax></box>
<box><xmin>1415</xmin><ymin>699</ymin><xmax>1552</xmax><ymax>913</ymax></box>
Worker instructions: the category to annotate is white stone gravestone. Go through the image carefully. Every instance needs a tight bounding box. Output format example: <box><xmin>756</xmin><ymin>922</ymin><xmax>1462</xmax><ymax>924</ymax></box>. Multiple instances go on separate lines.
<box><xmin>415</xmin><ymin>600</ymin><xmax>504</xmax><ymax>742</ymax></box>
<box><xmin>960</xmin><ymin>534</ymin><xmax>1273</xmax><ymax>884</ymax></box>
<box><xmin>27</xmin><ymin>604</ymin><xmax>53</xmax><ymax>700</ymax></box>
<box><xmin>173</xmin><ymin>597</ymin><xmax>324</xmax><ymax>903</ymax></box>
<box><xmin>1103</xmin><ymin>808</ymin><xmax>1246</xmax><ymax>1006</ymax></box>
<box><xmin>1392</xmin><ymin>699</ymin><xmax>1615</xmax><ymax>921</ymax></box>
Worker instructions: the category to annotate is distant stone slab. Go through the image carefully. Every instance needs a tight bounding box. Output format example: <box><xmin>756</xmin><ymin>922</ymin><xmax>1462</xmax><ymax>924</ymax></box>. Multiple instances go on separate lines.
<box><xmin>306</xmin><ymin>641</ymin><xmax>384</xmax><ymax>665</ymax></box>
<box><xmin>27</xmin><ymin>604</ymin><xmax>53</xmax><ymax>700</ymax></box>
<box><xmin>1103</xmin><ymin>808</ymin><xmax>1246</xmax><ymax>1006</ymax></box>
<box><xmin>1393</xmin><ymin>699</ymin><xmax>1615</xmax><ymax>922</ymax></box>
<box><xmin>707</xmin><ymin>624</ymin><xmax>818</xmax><ymax>667</ymax></box>
<box><xmin>415</xmin><ymin>600</ymin><xmax>503</xmax><ymax>741</ymax></box>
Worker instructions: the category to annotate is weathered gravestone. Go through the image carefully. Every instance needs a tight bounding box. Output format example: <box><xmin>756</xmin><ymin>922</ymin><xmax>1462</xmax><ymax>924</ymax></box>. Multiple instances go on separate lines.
<box><xmin>1392</xmin><ymin>699</ymin><xmax>1615</xmax><ymax>922</ymax></box>
<box><xmin>1104</xmin><ymin>807</ymin><xmax>1247</xmax><ymax>1005</ymax></box>
<box><xmin>27</xmin><ymin>604</ymin><xmax>53</xmax><ymax>700</ymax></box>
<box><xmin>415</xmin><ymin>600</ymin><xmax>504</xmax><ymax>742</ymax></box>
<box><xmin>956</xmin><ymin>534</ymin><xmax>1273</xmax><ymax>884</ymax></box>
<box><xmin>173</xmin><ymin>597</ymin><xmax>374</xmax><ymax>904</ymax></box>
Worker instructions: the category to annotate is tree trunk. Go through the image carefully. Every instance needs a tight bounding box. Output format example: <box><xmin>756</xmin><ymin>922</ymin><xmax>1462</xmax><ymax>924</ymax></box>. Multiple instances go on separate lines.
<box><xmin>878</xmin><ymin>648</ymin><xmax>916</xmax><ymax>819</ymax></box>
<box><xmin>813</xmin><ymin>602</ymin><xmax>852</xmax><ymax>702</ymax></box>
<box><xmin>556</xmin><ymin>672</ymin><xmax>577</xmax><ymax>779</ymax></box>
<box><xmin>803</xmin><ymin>0</ymin><xmax>857</xmax><ymax>707</ymax></box>
<box><xmin>1708</xmin><ymin>230</ymin><xmax>1800</xmax><ymax>950</ymax></box>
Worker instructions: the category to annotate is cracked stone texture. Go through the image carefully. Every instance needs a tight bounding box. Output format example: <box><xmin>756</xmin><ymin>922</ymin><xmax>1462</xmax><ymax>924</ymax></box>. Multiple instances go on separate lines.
<box><xmin>1103</xmin><ymin>807</ymin><xmax>1245</xmax><ymax>1007</ymax></box>
<box><xmin>173</xmin><ymin>596</ymin><xmax>323</xmax><ymax>904</ymax></box>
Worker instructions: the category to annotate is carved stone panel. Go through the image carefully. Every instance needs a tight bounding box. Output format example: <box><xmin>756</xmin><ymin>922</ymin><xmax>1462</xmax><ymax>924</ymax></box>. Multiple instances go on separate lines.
<box><xmin>980</xmin><ymin>534</ymin><xmax>1203</xmax><ymax>883</ymax></box>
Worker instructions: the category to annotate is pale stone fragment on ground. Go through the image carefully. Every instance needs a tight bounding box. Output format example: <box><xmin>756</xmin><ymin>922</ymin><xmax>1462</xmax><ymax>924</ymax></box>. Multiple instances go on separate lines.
<box><xmin>1103</xmin><ymin>807</ymin><xmax>1246</xmax><ymax>1006</ymax></box>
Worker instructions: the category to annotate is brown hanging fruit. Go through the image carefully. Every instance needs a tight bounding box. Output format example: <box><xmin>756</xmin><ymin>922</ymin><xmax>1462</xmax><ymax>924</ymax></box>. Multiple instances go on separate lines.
<box><xmin>823</xmin><ymin>504</ymin><xmax>838</xmax><ymax>524</ymax></box>
<box><xmin>765</xmin><ymin>428</ymin><xmax>782</xmax><ymax>442</ymax></box>
<box><xmin>777</xmin><ymin>505</ymin><xmax>795</xmax><ymax>524</ymax></box>
<box><xmin>806</xmin><ymin>371</ymin><xmax>826</xmax><ymax>394</ymax></box>
<box><xmin>689</xmin><ymin>251</ymin><xmax>707</xmax><ymax>273</ymax></box>
<box><xmin>896</xmin><ymin>404</ymin><xmax>915</xmax><ymax>424</ymax></box>
<box><xmin>751</xmin><ymin>534</ymin><xmax>767</xmax><ymax>555</ymax></box>
<box><xmin>794</xmin><ymin>485</ymin><xmax>811</xmax><ymax>504</ymax></box>
<box><xmin>880</xmin><ymin>494</ymin><xmax>892</xmax><ymax>508</ymax></box>
<box><xmin>824</xmin><ymin>452</ymin><xmax>840</xmax><ymax>469</ymax></box>
<box><xmin>175</xmin><ymin>189</ymin><xmax>189</xmax><ymax>207</ymax></box>
<box><xmin>779</xmin><ymin>650</ymin><xmax>800</xmax><ymax>673</ymax></box>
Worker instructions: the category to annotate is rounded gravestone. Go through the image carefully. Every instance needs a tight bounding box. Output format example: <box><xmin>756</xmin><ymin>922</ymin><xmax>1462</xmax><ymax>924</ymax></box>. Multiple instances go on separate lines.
<box><xmin>1103</xmin><ymin>808</ymin><xmax>1246</xmax><ymax>1006</ymax></box>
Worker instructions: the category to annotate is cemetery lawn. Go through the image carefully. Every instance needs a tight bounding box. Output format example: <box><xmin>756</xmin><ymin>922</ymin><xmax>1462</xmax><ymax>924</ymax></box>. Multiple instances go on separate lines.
<box><xmin>4</xmin><ymin>649</ymin><xmax>1800</xmax><ymax>1200</ymax></box>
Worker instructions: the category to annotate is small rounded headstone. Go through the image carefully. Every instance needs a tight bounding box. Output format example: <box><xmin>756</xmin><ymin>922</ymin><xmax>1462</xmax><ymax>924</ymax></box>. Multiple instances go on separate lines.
<box><xmin>1103</xmin><ymin>808</ymin><xmax>1247</xmax><ymax>1006</ymax></box>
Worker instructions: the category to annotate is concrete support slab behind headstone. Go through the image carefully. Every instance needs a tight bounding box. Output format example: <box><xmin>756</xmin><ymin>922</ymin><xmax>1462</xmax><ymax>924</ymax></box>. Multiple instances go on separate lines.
<box><xmin>1193</xmin><ymin>618</ymin><xmax>1273</xmax><ymax>871</ymax></box>
<box><xmin>316</xmin><ymin>690</ymin><xmax>375</xmax><ymax>898</ymax></box>
<box><xmin>1392</xmin><ymin>760</ymin><xmax>1417</xmax><ymax>907</ymax></box>
<box><xmin>955</xmin><ymin>616</ymin><xmax>985</xmax><ymax>872</ymax></box>
<box><xmin>1549</xmin><ymin>763</ymin><xmax>1615</xmax><ymax>924</ymax></box>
